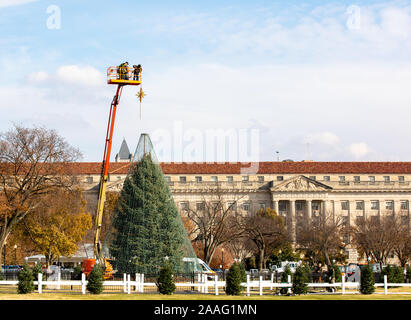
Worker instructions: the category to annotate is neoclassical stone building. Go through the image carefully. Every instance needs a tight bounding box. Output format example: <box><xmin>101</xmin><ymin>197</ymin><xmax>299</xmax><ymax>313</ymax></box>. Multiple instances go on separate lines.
<box><xmin>75</xmin><ymin>150</ymin><xmax>411</xmax><ymax>264</ymax></box>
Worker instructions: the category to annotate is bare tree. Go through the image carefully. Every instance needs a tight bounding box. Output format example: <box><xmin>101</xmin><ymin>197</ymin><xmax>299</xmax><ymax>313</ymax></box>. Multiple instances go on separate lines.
<box><xmin>239</xmin><ymin>208</ymin><xmax>288</xmax><ymax>271</ymax></box>
<box><xmin>0</xmin><ymin>125</ymin><xmax>81</xmax><ymax>266</ymax></box>
<box><xmin>352</xmin><ymin>214</ymin><xmax>399</xmax><ymax>271</ymax></box>
<box><xmin>184</xmin><ymin>189</ymin><xmax>244</xmax><ymax>265</ymax></box>
<box><xmin>392</xmin><ymin>218</ymin><xmax>411</xmax><ymax>267</ymax></box>
<box><xmin>296</xmin><ymin>211</ymin><xmax>346</xmax><ymax>272</ymax></box>
<box><xmin>226</xmin><ymin>235</ymin><xmax>254</xmax><ymax>263</ymax></box>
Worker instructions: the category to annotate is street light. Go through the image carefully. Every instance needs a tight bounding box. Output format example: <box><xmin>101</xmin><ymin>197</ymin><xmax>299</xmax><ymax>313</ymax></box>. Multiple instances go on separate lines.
<box><xmin>221</xmin><ymin>248</ymin><xmax>225</xmax><ymax>280</ymax></box>
<box><xmin>3</xmin><ymin>241</ymin><xmax>6</xmax><ymax>267</ymax></box>
<box><xmin>14</xmin><ymin>245</ymin><xmax>17</xmax><ymax>265</ymax></box>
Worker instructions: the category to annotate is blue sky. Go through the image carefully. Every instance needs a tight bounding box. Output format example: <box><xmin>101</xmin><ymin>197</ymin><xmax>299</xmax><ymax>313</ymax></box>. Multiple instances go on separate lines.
<box><xmin>1</xmin><ymin>0</ymin><xmax>411</xmax><ymax>162</ymax></box>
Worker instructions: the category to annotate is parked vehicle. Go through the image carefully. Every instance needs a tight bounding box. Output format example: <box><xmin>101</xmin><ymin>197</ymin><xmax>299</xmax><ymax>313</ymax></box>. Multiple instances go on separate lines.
<box><xmin>182</xmin><ymin>257</ymin><xmax>215</xmax><ymax>276</ymax></box>
<box><xmin>271</xmin><ymin>261</ymin><xmax>302</xmax><ymax>273</ymax></box>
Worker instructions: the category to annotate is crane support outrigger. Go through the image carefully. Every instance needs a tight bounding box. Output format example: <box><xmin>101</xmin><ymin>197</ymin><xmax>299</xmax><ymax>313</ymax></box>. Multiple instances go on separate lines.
<box><xmin>82</xmin><ymin>64</ymin><xmax>143</xmax><ymax>279</ymax></box>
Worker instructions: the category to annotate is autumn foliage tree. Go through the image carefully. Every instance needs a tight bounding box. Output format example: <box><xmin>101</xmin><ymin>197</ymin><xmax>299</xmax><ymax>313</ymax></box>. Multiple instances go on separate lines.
<box><xmin>0</xmin><ymin>125</ymin><xmax>81</xmax><ymax>266</ymax></box>
<box><xmin>21</xmin><ymin>189</ymin><xmax>92</xmax><ymax>268</ymax></box>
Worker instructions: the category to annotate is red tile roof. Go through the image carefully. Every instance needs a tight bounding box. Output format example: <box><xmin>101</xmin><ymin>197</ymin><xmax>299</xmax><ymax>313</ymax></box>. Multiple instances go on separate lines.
<box><xmin>70</xmin><ymin>162</ymin><xmax>411</xmax><ymax>175</ymax></box>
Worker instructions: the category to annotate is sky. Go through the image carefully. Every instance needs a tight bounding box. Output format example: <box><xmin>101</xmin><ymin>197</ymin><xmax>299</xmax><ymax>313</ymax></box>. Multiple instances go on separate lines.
<box><xmin>1</xmin><ymin>0</ymin><xmax>411</xmax><ymax>163</ymax></box>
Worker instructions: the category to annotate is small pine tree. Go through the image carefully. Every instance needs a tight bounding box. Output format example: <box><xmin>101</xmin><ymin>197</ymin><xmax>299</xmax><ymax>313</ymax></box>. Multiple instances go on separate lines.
<box><xmin>360</xmin><ymin>264</ymin><xmax>375</xmax><ymax>294</ymax></box>
<box><xmin>292</xmin><ymin>265</ymin><xmax>308</xmax><ymax>295</ymax></box>
<box><xmin>333</xmin><ymin>265</ymin><xmax>342</xmax><ymax>283</ymax></box>
<box><xmin>280</xmin><ymin>265</ymin><xmax>292</xmax><ymax>294</ymax></box>
<box><xmin>238</xmin><ymin>262</ymin><xmax>247</xmax><ymax>283</ymax></box>
<box><xmin>72</xmin><ymin>265</ymin><xmax>83</xmax><ymax>280</ymax></box>
<box><xmin>17</xmin><ymin>264</ymin><xmax>35</xmax><ymax>294</ymax></box>
<box><xmin>156</xmin><ymin>264</ymin><xmax>176</xmax><ymax>295</ymax></box>
<box><xmin>406</xmin><ymin>266</ymin><xmax>411</xmax><ymax>283</ymax></box>
<box><xmin>382</xmin><ymin>265</ymin><xmax>404</xmax><ymax>284</ymax></box>
<box><xmin>86</xmin><ymin>264</ymin><xmax>104</xmax><ymax>294</ymax></box>
<box><xmin>225</xmin><ymin>263</ymin><xmax>244</xmax><ymax>296</ymax></box>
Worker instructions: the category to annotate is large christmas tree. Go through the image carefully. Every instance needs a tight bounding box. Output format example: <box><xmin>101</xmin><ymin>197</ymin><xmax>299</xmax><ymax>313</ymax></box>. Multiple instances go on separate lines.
<box><xmin>109</xmin><ymin>134</ymin><xmax>200</xmax><ymax>275</ymax></box>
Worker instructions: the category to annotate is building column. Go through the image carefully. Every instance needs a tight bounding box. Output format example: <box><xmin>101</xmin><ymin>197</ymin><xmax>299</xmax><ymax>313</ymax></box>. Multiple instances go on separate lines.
<box><xmin>272</xmin><ymin>200</ymin><xmax>278</xmax><ymax>213</ymax></box>
<box><xmin>393</xmin><ymin>200</ymin><xmax>400</xmax><ymax>218</ymax></box>
<box><xmin>289</xmin><ymin>200</ymin><xmax>296</xmax><ymax>243</ymax></box>
<box><xmin>322</xmin><ymin>200</ymin><xmax>328</xmax><ymax>216</ymax></box>
<box><xmin>306</xmin><ymin>199</ymin><xmax>312</xmax><ymax>222</ymax></box>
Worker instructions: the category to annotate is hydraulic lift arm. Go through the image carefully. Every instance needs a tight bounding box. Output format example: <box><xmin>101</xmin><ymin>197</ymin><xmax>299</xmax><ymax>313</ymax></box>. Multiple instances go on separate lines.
<box><xmin>94</xmin><ymin>84</ymin><xmax>124</xmax><ymax>266</ymax></box>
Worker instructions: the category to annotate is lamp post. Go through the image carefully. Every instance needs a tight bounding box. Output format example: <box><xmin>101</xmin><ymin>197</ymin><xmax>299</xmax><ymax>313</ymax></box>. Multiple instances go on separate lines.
<box><xmin>221</xmin><ymin>248</ymin><xmax>225</xmax><ymax>280</ymax></box>
<box><xmin>3</xmin><ymin>241</ymin><xmax>6</xmax><ymax>267</ymax></box>
<box><xmin>14</xmin><ymin>245</ymin><xmax>17</xmax><ymax>265</ymax></box>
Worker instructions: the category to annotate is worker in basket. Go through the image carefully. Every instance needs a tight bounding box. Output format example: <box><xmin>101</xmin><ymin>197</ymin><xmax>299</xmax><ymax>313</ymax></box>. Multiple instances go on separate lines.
<box><xmin>118</xmin><ymin>62</ymin><xmax>129</xmax><ymax>80</ymax></box>
<box><xmin>133</xmin><ymin>64</ymin><xmax>142</xmax><ymax>81</ymax></box>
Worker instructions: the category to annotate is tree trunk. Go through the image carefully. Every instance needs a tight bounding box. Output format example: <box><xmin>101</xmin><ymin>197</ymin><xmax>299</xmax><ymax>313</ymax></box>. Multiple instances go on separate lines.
<box><xmin>259</xmin><ymin>247</ymin><xmax>265</xmax><ymax>271</ymax></box>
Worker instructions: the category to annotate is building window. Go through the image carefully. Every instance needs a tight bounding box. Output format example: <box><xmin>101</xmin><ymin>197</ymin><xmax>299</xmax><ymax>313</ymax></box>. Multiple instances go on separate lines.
<box><xmin>242</xmin><ymin>176</ymin><xmax>249</xmax><ymax>182</ymax></box>
<box><xmin>356</xmin><ymin>201</ymin><xmax>364</xmax><ymax>210</ymax></box>
<box><xmin>180</xmin><ymin>176</ymin><xmax>186</xmax><ymax>183</ymax></box>
<box><xmin>401</xmin><ymin>201</ymin><xmax>409</xmax><ymax>210</ymax></box>
<box><xmin>259</xmin><ymin>202</ymin><xmax>266</xmax><ymax>210</ymax></box>
<box><xmin>339</xmin><ymin>176</ymin><xmax>345</xmax><ymax>183</ymax></box>
<box><xmin>309</xmin><ymin>176</ymin><xmax>316</xmax><ymax>181</ymax></box>
<box><xmin>342</xmin><ymin>216</ymin><xmax>349</xmax><ymax>227</ymax></box>
<box><xmin>279</xmin><ymin>202</ymin><xmax>287</xmax><ymax>211</ymax></box>
<box><xmin>165</xmin><ymin>176</ymin><xmax>171</xmax><ymax>182</ymax></box>
<box><xmin>86</xmin><ymin>176</ymin><xmax>93</xmax><ymax>184</ymax></box>
<box><xmin>196</xmin><ymin>202</ymin><xmax>205</xmax><ymax>211</ymax></box>
<box><xmin>341</xmin><ymin>201</ymin><xmax>349</xmax><ymax>211</ymax></box>
<box><xmin>323</xmin><ymin>176</ymin><xmax>330</xmax><ymax>181</ymax></box>
<box><xmin>369</xmin><ymin>176</ymin><xmax>375</xmax><ymax>183</ymax></box>
<box><xmin>354</xmin><ymin>176</ymin><xmax>360</xmax><ymax>183</ymax></box>
<box><xmin>227</xmin><ymin>202</ymin><xmax>236</xmax><ymax>211</ymax></box>
<box><xmin>117</xmin><ymin>176</ymin><xmax>122</xmax><ymax>181</ymax></box>
<box><xmin>180</xmin><ymin>202</ymin><xmax>189</xmax><ymax>211</ymax></box>
<box><xmin>371</xmin><ymin>201</ymin><xmax>379</xmax><ymax>210</ymax></box>
<box><xmin>258</xmin><ymin>176</ymin><xmax>264</xmax><ymax>183</ymax></box>
<box><xmin>401</xmin><ymin>216</ymin><xmax>409</xmax><ymax>226</ymax></box>
<box><xmin>242</xmin><ymin>202</ymin><xmax>250</xmax><ymax>212</ymax></box>
<box><xmin>227</xmin><ymin>176</ymin><xmax>233</xmax><ymax>183</ymax></box>
<box><xmin>355</xmin><ymin>216</ymin><xmax>364</xmax><ymax>226</ymax></box>
<box><xmin>399</xmin><ymin>176</ymin><xmax>405</xmax><ymax>183</ymax></box>
<box><xmin>296</xmin><ymin>202</ymin><xmax>303</xmax><ymax>211</ymax></box>
<box><xmin>211</xmin><ymin>176</ymin><xmax>218</xmax><ymax>182</ymax></box>
<box><xmin>277</xmin><ymin>176</ymin><xmax>284</xmax><ymax>181</ymax></box>
<box><xmin>371</xmin><ymin>215</ymin><xmax>379</xmax><ymax>224</ymax></box>
<box><xmin>195</xmin><ymin>176</ymin><xmax>202</xmax><ymax>183</ymax></box>
<box><xmin>343</xmin><ymin>234</ymin><xmax>350</xmax><ymax>244</ymax></box>
<box><xmin>385</xmin><ymin>201</ymin><xmax>393</xmax><ymax>210</ymax></box>
<box><xmin>384</xmin><ymin>176</ymin><xmax>390</xmax><ymax>183</ymax></box>
<box><xmin>312</xmin><ymin>202</ymin><xmax>319</xmax><ymax>211</ymax></box>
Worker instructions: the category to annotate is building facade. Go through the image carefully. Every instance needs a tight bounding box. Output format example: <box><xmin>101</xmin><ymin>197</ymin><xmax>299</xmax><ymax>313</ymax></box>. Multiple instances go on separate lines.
<box><xmin>76</xmin><ymin>161</ymin><xmax>411</xmax><ymax>264</ymax></box>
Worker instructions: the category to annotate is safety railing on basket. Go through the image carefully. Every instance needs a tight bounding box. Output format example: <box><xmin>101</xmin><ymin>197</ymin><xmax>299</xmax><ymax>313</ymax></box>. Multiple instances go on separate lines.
<box><xmin>107</xmin><ymin>66</ymin><xmax>142</xmax><ymax>83</ymax></box>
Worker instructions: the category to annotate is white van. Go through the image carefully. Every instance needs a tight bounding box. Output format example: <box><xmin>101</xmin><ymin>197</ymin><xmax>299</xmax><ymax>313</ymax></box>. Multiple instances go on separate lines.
<box><xmin>182</xmin><ymin>257</ymin><xmax>215</xmax><ymax>275</ymax></box>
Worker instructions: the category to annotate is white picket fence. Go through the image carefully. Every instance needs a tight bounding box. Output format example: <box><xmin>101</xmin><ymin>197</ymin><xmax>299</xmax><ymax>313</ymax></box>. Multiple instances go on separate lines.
<box><xmin>1</xmin><ymin>273</ymin><xmax>410</xmax><ymax>295</ymax></box>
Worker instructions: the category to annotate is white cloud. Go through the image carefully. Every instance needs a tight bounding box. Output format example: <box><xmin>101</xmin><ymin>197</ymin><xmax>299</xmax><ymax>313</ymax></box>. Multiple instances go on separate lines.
<box><xmin>304</xmin><ymin>132</ymin><xmax>340</xmax><ymax>146</ymax></box>
<box><xmin>27</xmin><ymin>65</ymin><xmax>105</xmax><ymax>87</ymax></box>
<box><xmin>348</xmin><ymin>143</ymin><xmax>370</xmax><ymax>159</ymax></box>
<box><xmin>0</xmin><ymin>0</ymin><xmax>37</xmax><ymax>8</ymax></box>
<box><xmin>27</xmin><ymin>71</ymin><xmax>48</xmax><ymax>83</ymax></box>
<box><xmin>56</xmin><ymin>65</ymin><xmax>104</xmax><ymax>87</ymax></box>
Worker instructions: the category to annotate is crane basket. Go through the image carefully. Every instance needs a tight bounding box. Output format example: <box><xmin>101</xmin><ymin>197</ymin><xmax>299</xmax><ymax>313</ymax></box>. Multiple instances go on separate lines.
<box><xmin>107</xmin><ymin>66</ymin><xmax>142</xmax><ymax>85</ymax></box>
